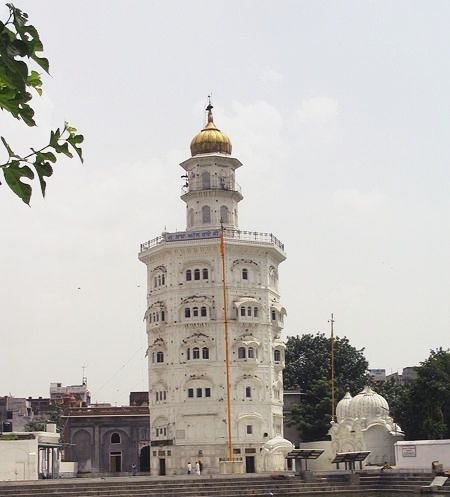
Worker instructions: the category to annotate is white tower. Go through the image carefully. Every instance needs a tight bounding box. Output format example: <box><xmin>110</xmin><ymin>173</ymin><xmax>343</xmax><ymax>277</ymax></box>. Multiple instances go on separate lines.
<box><xmin>139</xmin><ymin>101</ymin><xmax>292</xmax><ymax>475</ymax></box>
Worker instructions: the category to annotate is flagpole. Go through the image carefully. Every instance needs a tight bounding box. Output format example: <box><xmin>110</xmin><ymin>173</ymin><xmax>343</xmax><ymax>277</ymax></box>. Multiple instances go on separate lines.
<box><xmin>220</xmin><ymin>224</ymin><xmax>233</xmax><ymax>460</ymax></box>
<box><xmin>329</xmin><ymin>313</ymin><xmax>336</xmax><ymax>422</ymax></box>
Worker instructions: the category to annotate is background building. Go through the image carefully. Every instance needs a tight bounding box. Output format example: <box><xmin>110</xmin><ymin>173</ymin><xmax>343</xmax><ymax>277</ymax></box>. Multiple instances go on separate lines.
<box><xmin>63</xmin><ymin>406</ymin><xmax>150</xmax><ymax>474</ymax></box>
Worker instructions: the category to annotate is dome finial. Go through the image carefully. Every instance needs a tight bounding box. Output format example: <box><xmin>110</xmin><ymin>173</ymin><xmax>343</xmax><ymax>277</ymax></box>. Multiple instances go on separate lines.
<box><xmin>206</xmin><ymin>95</ymin><xmax>214</xmax><ymax>124</ymax></box>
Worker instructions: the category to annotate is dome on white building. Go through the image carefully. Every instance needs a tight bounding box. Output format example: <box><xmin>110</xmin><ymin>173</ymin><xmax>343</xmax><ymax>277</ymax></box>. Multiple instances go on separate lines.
<box><xmin>336</xmin><ymin>391</ymin><xmax>353</xmax><ymax>421</ymax></box>
<box><xmin>349</xmin><ymin>385</ymin><xmax>389</xmax><ymax>420</ymax></box>
<box><xmin>330</xmin><ymin>386</ymin><xmax>403</xmax><ymax>467</ymax></box>
<box><xmin>190</xmin><ymin>101</ymin><xmax>232</xmax><ymax>156</ymax></box>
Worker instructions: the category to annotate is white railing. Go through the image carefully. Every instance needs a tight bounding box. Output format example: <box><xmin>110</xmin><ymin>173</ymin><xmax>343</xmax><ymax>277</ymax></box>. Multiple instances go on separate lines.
<box><xmin>140</xmin><ymin>228</ymin><xmax>284</xmax><ymax>252</ymax></box>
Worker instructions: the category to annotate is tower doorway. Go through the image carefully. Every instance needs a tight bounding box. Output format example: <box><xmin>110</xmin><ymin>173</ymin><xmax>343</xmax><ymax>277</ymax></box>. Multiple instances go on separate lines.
<box><xmin>159</xmin><ymin>458</ymin><xmax>166</xmax><ymax>476</ymax></box>
<box><xmin>109</xmin><ymin>452</ymin><xmax>122</xmax><ymax>473</ymax></box>
<box><xmin>245</xmin><ymin>456</ymin><xmax>255</xmax><ymax>473</ymax></box>
<box><xmin>140</xmin><ymin>445</ymin><xmax>150</xmax><ymax>472</ymax></box>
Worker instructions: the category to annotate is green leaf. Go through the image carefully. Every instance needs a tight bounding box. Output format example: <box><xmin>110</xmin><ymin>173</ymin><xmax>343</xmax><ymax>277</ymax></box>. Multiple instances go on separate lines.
<box><xmin>35</xmin><ymin>150</ymin><xmax>56</xmax><ymax>163</ymax></box>
<box><xmin>1</xmin><ymin>136</ymin><xmax>19</xmax><ymax>158</ymax></box>
<box><xmin>2</xmin><ymin>159</ymin><xmax>34</xmax><ymax>204</ymax></box>
<box><xmin>31</xmin><ymin>55</ymin><xmax>49</xmax><ymax>74</ymax></box>
<box><xmin>27</xmin><ymin>70</ymin><xmax>42</xmax><ymax>95</ymax></box>
<box><xmin>55</xmin><ymin>141</ymin><xmax>73</xmax><ymax>158</ymax></box>
<box><xmin>67</xmin><ymin>132</ymin><xmax>84</xmax><ymax>162</ymax></box>
<box><xmin>34</xmin><ymin>160</ymin><xmax>53</xmax><ymax>197</ymax></box>
<box><xmin>17</xmin><ymin>101</ymin><xmax>36</xmax><ymax>126</ymax></box>
<box><xmin>49</xmin><ymin>128</ymin><xmax>61</xmax><ymax>148</ymax></box>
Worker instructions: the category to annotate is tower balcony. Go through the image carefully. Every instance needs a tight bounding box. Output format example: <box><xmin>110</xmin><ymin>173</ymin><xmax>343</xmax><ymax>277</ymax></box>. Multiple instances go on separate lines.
<box><xmin>140</xmin><ymin>228</ymin><xmax>285</xmax><ymax>254</ymax></box>
<box><xmin>182</xmin><ymin>177</ymin><xmax>242</xmax><ymax>195</ymax></box>
<box><xmin>181</xmin><ymin>179</ymin><xmax>243</xmax><ymax>203</ymax></box>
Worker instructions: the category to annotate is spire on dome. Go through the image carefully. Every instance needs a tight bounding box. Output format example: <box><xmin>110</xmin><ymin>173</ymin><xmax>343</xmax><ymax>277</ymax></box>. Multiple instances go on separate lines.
<box><xmin>206</xmin><ymin>95</ymin><xmax>214</xmax><ymax>125</ymax></box>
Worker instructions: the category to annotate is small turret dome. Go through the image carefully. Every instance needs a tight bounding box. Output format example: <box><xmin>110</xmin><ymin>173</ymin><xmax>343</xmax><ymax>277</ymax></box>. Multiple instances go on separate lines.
<box><xmin>336</xmin><ymin>391</ymin><xmax>353</xmax><ymax>422</ymax></box>
<box><xmin>190</xmin><ymin>101</ymin><xmax>232</xmax><ymax>156</ymax></box>
<box><xmin>349</xmin><ymin>386</ymin><xmax>389</xmax><ymax>420</ymax></box>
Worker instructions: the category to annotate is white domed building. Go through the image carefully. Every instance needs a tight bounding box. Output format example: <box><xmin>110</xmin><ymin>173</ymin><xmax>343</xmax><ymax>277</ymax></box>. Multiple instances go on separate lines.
<box><xmin>329</xmin><ymin>386</ymin><xmax>404</xmax><ymax>465</ymax></box>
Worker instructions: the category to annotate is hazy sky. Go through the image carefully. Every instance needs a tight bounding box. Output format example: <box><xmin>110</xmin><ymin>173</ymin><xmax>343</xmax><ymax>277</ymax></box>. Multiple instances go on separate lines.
<box><xmin>1</xmin><ymin>1</ymin><xmax>449</xmax><ymax>406</ymax></box>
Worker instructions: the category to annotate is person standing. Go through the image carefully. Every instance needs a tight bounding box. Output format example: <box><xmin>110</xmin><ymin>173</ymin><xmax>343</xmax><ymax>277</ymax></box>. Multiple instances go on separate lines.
<box><xmin>187</xmin><ymin>461</ymin><xmax>192</xmax><ymax>474</ymax></box>
<box><xmin>195</xmin><ymin>461</ymin><xmax>201</xmax><ymax>475</ymax></box>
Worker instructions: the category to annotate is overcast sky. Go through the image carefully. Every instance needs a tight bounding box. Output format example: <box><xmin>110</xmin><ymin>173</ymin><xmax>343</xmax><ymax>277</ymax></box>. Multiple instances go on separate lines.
<box><xmin>1</xmin><ymin>1</ymin><xmax>449</xmax><ymax>406</ymax></box>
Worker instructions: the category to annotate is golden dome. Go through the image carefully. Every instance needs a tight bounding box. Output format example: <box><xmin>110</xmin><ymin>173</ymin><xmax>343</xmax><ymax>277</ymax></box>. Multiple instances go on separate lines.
<box><xmin>190</xmin><ymin>102</ymin><xmax>232</xmax><ymax>156</ymax></box>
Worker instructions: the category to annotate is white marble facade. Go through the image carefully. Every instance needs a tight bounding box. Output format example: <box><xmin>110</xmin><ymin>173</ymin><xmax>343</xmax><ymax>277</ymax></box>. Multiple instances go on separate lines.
<box><xmin>139</xmin><ymin>104</ymin><xmax>292</xmax><ymax>475</ymax></box>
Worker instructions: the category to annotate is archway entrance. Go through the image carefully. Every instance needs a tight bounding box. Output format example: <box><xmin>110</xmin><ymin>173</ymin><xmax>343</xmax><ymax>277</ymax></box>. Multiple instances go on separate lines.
<box><xmin>140</xmin><ymin>445</ymin><xmax>150</xmax><ymax>472</ymax></box>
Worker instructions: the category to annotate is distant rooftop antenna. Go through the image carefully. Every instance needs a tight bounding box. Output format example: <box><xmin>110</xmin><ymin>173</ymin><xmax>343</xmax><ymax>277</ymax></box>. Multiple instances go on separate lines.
<box><xmin>82</xmin><ymin>365</ymin><xmax>87</xmax><ymax>386</ymax></box>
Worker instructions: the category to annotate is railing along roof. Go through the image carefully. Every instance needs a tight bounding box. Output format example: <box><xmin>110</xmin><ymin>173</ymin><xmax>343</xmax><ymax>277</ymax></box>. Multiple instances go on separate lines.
<box><xmin>140</xmin><ymin>228</ymin><xmax>284</xmax><ymax>252</ymax></box>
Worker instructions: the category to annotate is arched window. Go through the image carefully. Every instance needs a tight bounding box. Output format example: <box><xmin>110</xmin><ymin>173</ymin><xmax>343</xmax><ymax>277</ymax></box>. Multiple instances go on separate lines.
<box><xmin>248</xmin><ymin>347</ymin><xmax>255</xmax><ymax>359</ymax></box>
<box><xmin>194</xmin><ymin>269</ymin><xmax>200</xmax><ymax>280</ymax></box>
<box><xmin>193</xmin><ymin>347</ymin><xmax>200</xmax><ymax>359</ymax></box>
<box><xmin>187</xmin><ymin>348</ymin><xmax>190</xmax><ymax>360</ymax></box>
<box><xmin>200</xmin><ymin>306</ymin><xmax>207</xmax><ymax>317</ymax></box>
<box><xmin>185</xmin><ymin>308</ymin><xmax>191</xmax><ymax>318</ymax></box>
<box><xmin>254</xmin><ymin>307</ymin><xmax>258</xmax><ymax>318</ymax></box>
<box><xmin>271</xmin><ymin>309</ymin><xmax>276</xmax><ymax>321</ymax></box>
<box><xmin>238</xmin><ymin>347</ymin><xmax>246</xmax><ymax>359</ymax></box>
<box><xmin>202</xmin><ymin>268</ymin><xmax>209</xmax><ymax>280</ymax></box>
<box><xmin>111</xmin><ymin>432</ymin><xmax>121</xmax><ymax>444</ymax></box>
<box><xmin>161</xmin><ymin>310</ymin><xmax>165</xmax><ymax>322</ymax></box>
<box><xmin>193</xmin><ymin>306</ymin><xmax>199</xmax><ymax>317</ymax></box>
<box><xmin>202</xmin><ymin>171</ymin><xmax>211</xmax><ymax>189</ymax></box>
<box><xmin>247</xmin><ymin>306</ymin><xmax>252</xmax><ymax>316</ymax></box>
<box><xmin>161</xmin><ymin>274</ymin><xmax>165</xmax><ymax>285</ymax></box>
<box><xmin>240</xmin><ymin>307</ymin><xmax>246</xmax><ymax>317</ymax></box>
<box><xmin>202</xmin><ymin>347</ymin><xmax>209</xmax><ymax>359</ymax></box>
<box><xmin>242</xmin><ymin>268</ymin><xmax>248</xmax><ymax>280</ymax></box>
<box><xmin>245</xmin><ymin>386</ymin><xmax>252</xmax><ymax>398</ymax></box>
<box><xmin>202</xmin><ymin>205</ymin><xmax>211</xmax><ymax>223</ymax></box>
<box><xmin>156</xmin><ymin>351</ymin><xmax>164</xmax><ymax>363</ymax></box>
<box><xmin>186</xmin><ymin>270</ymin><xmax>192</xmax><ymax>281</ymax></box>
<box><xmin>274</xmin><ymin>349</ymin><xmax>281</xmax><ymax>362</ymax></box>
<box><xmin>220</xmin><ymin>205</ymin><xmax>229</xmax><ymax>224</ymax></box>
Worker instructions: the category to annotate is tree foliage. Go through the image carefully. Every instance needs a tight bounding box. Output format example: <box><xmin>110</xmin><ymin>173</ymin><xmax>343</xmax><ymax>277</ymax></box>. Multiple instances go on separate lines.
<box><xmin>284</xmin><ymin>333</ymin><xmax>369</xmax><ymax>442</ymax></box>
<box><xmin>24</xmin><ymin>404</ymin><xmax>64</xmax><ymax>440</ymax></box>
<box><xmin>0</xmin><ymin>3</ymin><xmax>83</xmax><ymax>204</ymax></box>
<box><xmin>392</xmin><ymin>348</ymin><xmax>450</xmax><ymax>440</ymax></box>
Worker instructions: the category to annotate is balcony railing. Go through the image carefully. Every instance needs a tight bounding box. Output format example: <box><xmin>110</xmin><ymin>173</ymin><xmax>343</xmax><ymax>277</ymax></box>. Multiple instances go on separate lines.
<box><xmin>140</xmin><ymin>228</ymin><xmax>284</xmax><ymax>252</ymax></box>
<box><xmin>181</xmin><ymin>177</ymin><xmax>242</xmax><ymax>195</ymax></box>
